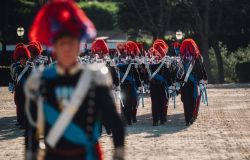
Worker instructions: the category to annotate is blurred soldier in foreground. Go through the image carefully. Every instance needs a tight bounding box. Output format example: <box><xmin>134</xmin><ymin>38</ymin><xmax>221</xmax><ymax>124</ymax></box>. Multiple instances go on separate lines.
<box><xmin>180</xmin><ymin>39</ymin><xmax>208</xmax><ymax>126</ymax></box>
<box><xmin>24</xmin><ymin>0</ymin><xmax>125</xmax><ymax>160</ymax></box>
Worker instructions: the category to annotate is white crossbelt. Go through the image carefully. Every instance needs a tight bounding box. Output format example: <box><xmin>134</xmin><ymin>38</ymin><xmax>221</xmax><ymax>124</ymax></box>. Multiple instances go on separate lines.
<box><xmin>46</xmin><ymin>68</ymin><xmax>92</xmax><ymax>148</ymax></box>
<box><xmin>17</xmin><ymin>65</ymin><xmax>30</xmax><ymax>83</ymax></box>
<box><xmin>183</xmin><ymin>60</ymin><xmax>195</xmax><ymax>86</ymax></box>
<box><xmin>150</xmin><ymin>60</ymin><xmax>166</xmax><ymax>80</ymax></box>
<box><xmin>145</xmin><ymin>63</ymin><xmax>151</xmax><ymax>78</ymax></box>
<box><xmin>121</xmin><ymin>63</ymin><xmax>132</xmax><ymax>83</ymax></box>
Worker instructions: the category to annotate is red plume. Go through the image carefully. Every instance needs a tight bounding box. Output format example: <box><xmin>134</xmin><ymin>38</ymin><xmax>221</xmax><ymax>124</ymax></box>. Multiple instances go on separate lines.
<box><xmin>91</xmin><ymin>39</ymin><xmax>109</xmax><ymax>56</ymax></box>
<box><xmin>27</xmin><ymin>43</ymin><xmax>41</xmax><ymax>57</ymax></box>
<box><xmin>154</xmin><ymin>39</ymin><xmax>166</xmax><ymax>45</ymax></box>
<box><xmin>13</xmin><ymin>46</ymin><xmax>31</xmax><ymax>61</ymax></box>
<box><xmin>15</xmin><ymin>43</ymin><xmax>25</xmax><ymax>50</ymax></box>
<box><xmin>153</xmin><ymin>42</ymin><xmax>169</xmax><ymax>58</ymax></box>
<box><xmin>180</xmin><ymin>39</ymin><xmax>200</xmax><ymax>58</ymax></box>
<box><xmin>29</xmin><ymin>0</ymin><xmax>96</xmax><ymax>46</ymax></box>
<box><xmin>125</xmin><ymin>41</ymin><xmax>140</xmax><ymax>56</ymax></box>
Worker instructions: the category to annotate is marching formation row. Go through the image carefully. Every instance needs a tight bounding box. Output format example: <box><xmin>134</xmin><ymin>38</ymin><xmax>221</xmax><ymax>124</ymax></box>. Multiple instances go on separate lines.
<box><xmin>10</xmin><ymin>38</ymin><xmax>208</xmax><ymax>129</ymax></box>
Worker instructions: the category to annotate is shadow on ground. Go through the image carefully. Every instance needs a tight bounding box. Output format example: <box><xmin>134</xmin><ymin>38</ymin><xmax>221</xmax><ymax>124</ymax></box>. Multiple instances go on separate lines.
<box><xmin>125</xmin><ymin>113</ymin><xmax>188</xmax><ymax>138</ymax></box>
<box><xmin>0</xmin><ymin>116</ymin><xmax>24</xmax><ymax>140</ymax></box>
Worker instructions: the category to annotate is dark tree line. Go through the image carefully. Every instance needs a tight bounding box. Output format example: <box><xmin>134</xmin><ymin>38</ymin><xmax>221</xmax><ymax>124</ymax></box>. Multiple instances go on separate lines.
<box><xmin>0</xmin><ymin>0</ymin><xmax>249</xmax><ymax>83</ymax></box>
<box><xmin>117</xmin><ymin>0</ymin><xmax>250</xmax><ymax>83</ymax></box>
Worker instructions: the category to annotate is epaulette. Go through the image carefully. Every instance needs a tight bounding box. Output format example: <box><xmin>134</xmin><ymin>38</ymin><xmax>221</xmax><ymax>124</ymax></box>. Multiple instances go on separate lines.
<box><xmin>86</xmin><ymin>63</ymin><xmax>112</xmax><ymax>87</ymax></box>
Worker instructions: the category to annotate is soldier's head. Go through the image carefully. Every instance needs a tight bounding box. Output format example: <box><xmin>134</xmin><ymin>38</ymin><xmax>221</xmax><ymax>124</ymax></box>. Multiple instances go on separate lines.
<box><xmin>125</xmin><ymin>41</ymin><xmax>140</xmax><ymax>59</ymax></box>
<box><xmin>152</xmin><ymin>49</ymin><xmax>162</xmax><ymax>62</ymax></box>
<box><xmin>153</xmin><ymin>40</ymin><xmax>169</xmax><ymax>59</ymax></box>
<box><xmin>29</xmin><ymin>0</ymin><xmax>96</xmax><ymax>68</ymax></box>
<box><xmin>91</xmin><ymin>39</ymin><xmax>109</xmax><ymax>59</ymax></box>
<box><xmin>27</xmin><ymin>43</ymin><xmax>41</xmax><ymax>59</ymax></box>
<box><xmin>116</xmin><ymin>43</ymin><xmax>127</xmax><ymax>59</ymax></box>
<box><xmin>15</xmin><ymin>43</ymin><xmax>25</xmax><ymax>50</ymax></box>
<box><xmin>180</xmin><ymin>39</ymin><xmax>200</xmax><ymax>59</ymax></box>
<box><xmin>13</xmin><ymin>46</ymin><xmax>31</xmax><ymax>65</ymax></box>
<box><xmin>53</xmin><ymin>32</ymin><xmax>81</xmax><ymax>67</ymax></box>
<box><xmin>28</xmin><ymin>41</ymin><xmax>43</xmax><ymax>58</ymax></box>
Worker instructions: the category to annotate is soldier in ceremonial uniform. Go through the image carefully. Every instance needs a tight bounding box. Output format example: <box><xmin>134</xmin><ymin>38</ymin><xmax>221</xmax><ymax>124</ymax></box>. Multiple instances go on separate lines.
<box><xmin>25</xmin><ymin>1</ymin><xmax>125</xmax><ymax>160</ymax></box>
<box><xmin>91</xmin><ymin>39</ymin><xmax>119</xmax><ymax>87</ymax></box>
<box><xmin>9</xmin><ymin>43</ymin><xmax>26</xmax><ymax>93</ymax></box>
<box><xmin>180</xmin><ymin>39</ymin><xmax>207</xmax><ymax>126</ymax></box>
<box><xmin>91</xmin><ymin>39</ymin><xmax>119</xmax><ymax>135</ymax></box>
<box><xmin>9</xmin><ymin>43</ymin><xmax>25</xmax><ymax>126</ymax></box>
<box><xmin>10</xmin><ymin>43</ymin><xmax>26</xmax><ymax>88</ymax></box>
<box><xmin>146</xmin><ymin>40</ymin><xmax>173</xmax><ymax>126</ymax></box>
<box><xmin>116</xmin><ymin>41</ymin><xmax>142</xmax><ymax>125</ymax></box>
<box><xmin>27</xmin><ymin>41</ymin><xmax>49</xmax><ymax>67</ymax></box>
<box><xmin>12</xmin><ymin>46</ymin><xmax>32</xmax><ymax>128</ymax></box>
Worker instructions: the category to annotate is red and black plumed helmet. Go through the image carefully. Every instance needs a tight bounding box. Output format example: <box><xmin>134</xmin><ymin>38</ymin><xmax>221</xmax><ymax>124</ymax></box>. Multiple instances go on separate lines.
<box><xmin>29</xmin><ymin>0</ymin><xmax>96</xmax><ymax>46</ymax></box>
<box><xmin>13</xmin><ymin>46</ymin><xmax>31</xmax><ymax>61</ymax></box>
<box><xmin>27</xmin><ymin>43</ymin><xmax>41</xmax><ymax>57</ymax></box>
<box><xmin>125</xmin><ymin>41</ymin><xmax>140</xmax><ymax>57</ymax></box>
<box><xmin>15</xmin><ymin>43</ymin><xmax>25</xmax><ymax>50</ymax></box>
<box><xmin>28</xmin><ymin>41</ymin><xmax>43</xmax><ymax>54</ymax></box>
<box><xmin>91</xmin><ymin>39</ymin><xmax>109</xmax><ymax>57</ymax></box>
<box><xmin>153</xmin><ymin>39</ymin><xmax>169</xmax><ymax>59</ymax></box>
<box><xmin>180</xmin><ymin>39</ymin><xmax>201</xmax><ymax>58</ymax></box>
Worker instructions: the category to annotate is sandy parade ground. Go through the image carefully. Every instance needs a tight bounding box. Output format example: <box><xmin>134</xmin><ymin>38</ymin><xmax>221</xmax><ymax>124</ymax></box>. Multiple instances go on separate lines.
<box><xmin>0</xmin><ymin>84</ymin><xmax>250</xmax><ymax>160</ymax></box>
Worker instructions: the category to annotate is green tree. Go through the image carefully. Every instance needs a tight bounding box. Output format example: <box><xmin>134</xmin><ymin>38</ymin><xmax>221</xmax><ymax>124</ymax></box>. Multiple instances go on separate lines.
<box><xmin>117</xmin><ymin>0</ymin><xmax>174</xmax><ymax>40</ymax></box>
<box><xmin>177</xmin><ymin>0</ymin><xmax>250</xmax><ymax>83</ymax></box>
<box><xmin>79</xmin><ymin>1</ymin><xmax>118</xmax><ymax>30</ymax></box>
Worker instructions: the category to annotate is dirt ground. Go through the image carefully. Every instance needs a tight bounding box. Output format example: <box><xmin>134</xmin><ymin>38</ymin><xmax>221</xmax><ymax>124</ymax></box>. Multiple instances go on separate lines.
<box><xmin>0</xmin><ymin>84</ymin><xmax>250</xmax><ymax>160</ymax></box>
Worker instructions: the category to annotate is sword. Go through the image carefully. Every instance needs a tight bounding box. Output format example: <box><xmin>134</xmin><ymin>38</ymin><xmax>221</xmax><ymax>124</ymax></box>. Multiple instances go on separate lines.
<box><xmin>199</xmin><ymin>81</ymin><xmax>208</xmax><ymax>106</ymax></box>
<box><xmin>140</xmin><ymin>84</ymin><xmax>145</xmax><ymax>108</ymax></box>
<box><xmin>204</xmin><ymin>83</ymin><xmax>208</xmax><ymax>106</ymax></box>
<box><xmin>118</xmin><ymin>92</ymin><xmax>124</xmax><ymax>107</ymax></box>
<box><xmin>116</xmin><ymin>86</ymin><xmax>124</xmax><ymax>108</ymax></box>
<box><xmin>168</xmin><ymin>84</ymin><xmax>179</xmax><ymax>109</ymax></box>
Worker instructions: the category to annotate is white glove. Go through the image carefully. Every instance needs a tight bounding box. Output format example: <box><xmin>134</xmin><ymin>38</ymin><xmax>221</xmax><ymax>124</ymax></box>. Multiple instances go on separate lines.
<box><xmin>116</xmin><ymin>86</ymin><xmax>121</xmax><ymax>91</ymax></box>
<box><xmin>137</xmin><ymin>87</ymin><xmax>143</xmax><ymax>92</ymax></box>
<box><xmin>204</xmin><ymin>80</ymin><xmax>208</xmax><ymax>84</ymax></box>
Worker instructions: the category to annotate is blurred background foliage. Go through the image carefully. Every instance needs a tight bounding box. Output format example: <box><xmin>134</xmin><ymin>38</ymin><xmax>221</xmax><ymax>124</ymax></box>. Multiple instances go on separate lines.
<box><xmin>78</xmin><ymin>1</ymin><xmax>118</xmax><ymax>30</ymax></box>
<box><xmin>0</xmin><ymin>0</ymin><xmax>250</xmax><ymax>83</ymax></box>
<box><xmin>209</xmin><ymin>43</ymin><xmax>250</xmax><ymax>83</ymax></box>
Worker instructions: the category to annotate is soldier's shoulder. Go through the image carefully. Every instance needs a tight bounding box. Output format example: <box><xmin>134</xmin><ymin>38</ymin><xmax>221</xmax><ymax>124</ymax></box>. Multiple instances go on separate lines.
<box><xmin>41</xmin><ymin>64</ymin><xmax>57</xmax><ymax>79</ymax></box>
<box><xmin>85</xmin><ymin>63</ymin><xmax>112</xmax><ymax>87</ymax></box>
<box><xmin>117</xmin><ymin>63</ymin><xmax>127</xmax><ymax>68</ymax></box>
